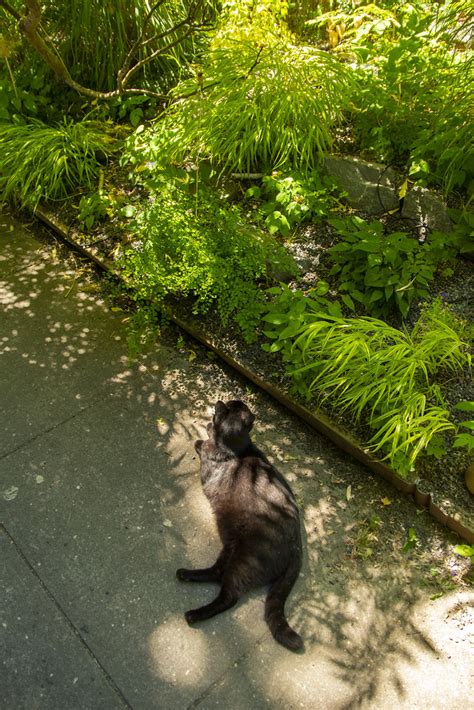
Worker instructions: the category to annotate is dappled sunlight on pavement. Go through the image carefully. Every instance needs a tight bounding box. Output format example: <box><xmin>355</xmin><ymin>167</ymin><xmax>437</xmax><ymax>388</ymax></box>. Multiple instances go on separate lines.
<box><xmin>148</xmin><ymin>615</ymin><xmax>210</xmax><ymax>687</ymax></box>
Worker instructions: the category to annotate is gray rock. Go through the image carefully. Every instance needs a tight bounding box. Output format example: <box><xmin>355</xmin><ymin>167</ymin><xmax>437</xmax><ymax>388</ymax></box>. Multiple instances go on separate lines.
<box><xmin>402</xmin><ymin>186</ymin><xmax>453</xmax><ymax>235</ymax></box>
<box><xmin>323</xmin><ymin>155</ymin><xmax>452</xmax><ymax>234</ymax></box>
<box><xmin>323</xmin><ymin>155</ymin><xmax>399</xmax><ymax>215</ymax></box>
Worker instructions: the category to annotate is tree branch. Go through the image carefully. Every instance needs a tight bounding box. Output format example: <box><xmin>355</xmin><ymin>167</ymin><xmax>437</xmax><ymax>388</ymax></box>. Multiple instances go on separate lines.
<box><xmin>171</xmin><ymin>46</ymin><xmax>266</xmax><ymax>103</ymax></box>
<box><xmin>119</xmin><ymin>1</ymin><xmax>212</xmax><ymax>89</ymax></box>
<box><xmin>117</xmin><ymin>0</ymin><xmax>169</xmax><ymax>89</ymax></box>
<box><xmin>10</xmin><ymin>0</ymin><xmax>214</xmax><ymax>104</ymax></box>
<box><xmin>19</xmin><ymin>0</ymin><xmax>77</xmax><ymax>85</ymax></box>
<box><xmin>121</xmin><ymin>27</ymin><xmax>196</xmax><ymax>87</ymax></box>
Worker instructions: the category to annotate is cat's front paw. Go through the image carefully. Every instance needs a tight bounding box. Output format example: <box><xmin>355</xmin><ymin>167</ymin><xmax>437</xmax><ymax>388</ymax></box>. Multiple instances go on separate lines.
<box><xmin>184</xmin><ymin>609</ymin><xmax>200</xmax><ymax>625</ymax></box>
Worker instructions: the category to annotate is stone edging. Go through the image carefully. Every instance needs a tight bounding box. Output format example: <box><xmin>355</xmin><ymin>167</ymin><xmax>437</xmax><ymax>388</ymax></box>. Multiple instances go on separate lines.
<box><xmin>35</xmin><ymin>206</ymin><xmax>473</xmax><ymax>544</ymax></box>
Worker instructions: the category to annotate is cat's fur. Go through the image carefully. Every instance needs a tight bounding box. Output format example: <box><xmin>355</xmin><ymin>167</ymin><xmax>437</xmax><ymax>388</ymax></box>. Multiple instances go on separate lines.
<box><xmin>177</xmin><ymin>399</ymin><xmax>303</xmax><ymax>651</ymax></box>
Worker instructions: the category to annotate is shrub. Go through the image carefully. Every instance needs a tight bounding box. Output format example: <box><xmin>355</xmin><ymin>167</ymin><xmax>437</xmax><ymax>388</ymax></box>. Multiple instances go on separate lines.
<box><xmin>78</xmin><ymin>191</ymin><xmax>110</xmax><ymax>230</ymax></box>
<box><xmin>453</xmin><ymin>401</ymin><xmax>474</xmax><ymax>453</ymax></box>
<box><xmin>313</xmin><ymin>1</ymin><xmax>473</xmax><ymax>196</ymax></box>
<box><xmin>120</xmin><ymin>181</ymin><xmax>297</xmax><ymax>342</ymax></box>
<box><xmin>245</xmin><ymin>170</ymin><xmax>344</xmax><ymax>237</ymax></box>
<box><xmin>411</xmin><ymin>73</ymin><xmax>474</xmax><ymax>197</ymax></box>
<box><xmin>327</xmin><ymin>217</ymin><xmax>461</xmax><ymax>318</ymax></box>
<box><xmin>133</xmin><ymin>25</ymin><xmax>353</xmax><ymax>173</ymax></box>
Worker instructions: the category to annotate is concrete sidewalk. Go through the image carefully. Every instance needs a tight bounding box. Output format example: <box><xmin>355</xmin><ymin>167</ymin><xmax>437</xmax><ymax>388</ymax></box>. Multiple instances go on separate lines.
<box><xmin>1</xmin><ymin>211</ymin><xmax>473</xmax><ymax>709</ymax></box>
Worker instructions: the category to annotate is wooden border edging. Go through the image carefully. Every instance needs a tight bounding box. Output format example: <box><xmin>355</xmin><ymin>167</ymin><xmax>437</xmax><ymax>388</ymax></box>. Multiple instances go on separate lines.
<box><xmin>34</xmin><ymin>207</ymin><xmax>474</xmax><ymax>544</ymax></box>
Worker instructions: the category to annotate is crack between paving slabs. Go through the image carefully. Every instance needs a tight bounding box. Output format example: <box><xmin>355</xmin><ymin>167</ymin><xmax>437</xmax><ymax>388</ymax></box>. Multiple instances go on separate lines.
<box><xmin>0</xmin><ymin>396</ymin><xmax>101</xmax><ymax>463</ymax></box>
<box><xmin>186</xmin><ymin>633</ymin><xmax>269</xmax><ymax>709</ymax></box>
<box><xmin>1</xmin><ymin>523</ymin><xmax>134</xmax><ymax>710</ymax></box>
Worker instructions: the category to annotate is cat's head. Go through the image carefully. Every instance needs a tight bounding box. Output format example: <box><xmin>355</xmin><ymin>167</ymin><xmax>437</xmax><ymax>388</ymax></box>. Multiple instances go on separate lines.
<box><xmin>209</xmin><ymin>399</ymin><xmax>255</xmax><ymax>455</ymax></box>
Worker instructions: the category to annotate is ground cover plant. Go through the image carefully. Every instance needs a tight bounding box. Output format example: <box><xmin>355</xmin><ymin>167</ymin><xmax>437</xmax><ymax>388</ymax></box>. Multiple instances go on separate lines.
<box><xmin>327</xmin><ymin>216</ymin><xmax>467</xmax><ymax>318</ymax></box>
<box><xmin>453</xmin><ymin>401</ymin><xmax>474</xmax><ymax>454</ymax></box>
<box><xmin>244</xmin><ymin>171</ymin><xmax>344</xmax><ymax>237</ymax></box>
<box><xmin>118</xmin><ymin>177</ymin><xmax>297</xmax><ymax>342</ymax></box>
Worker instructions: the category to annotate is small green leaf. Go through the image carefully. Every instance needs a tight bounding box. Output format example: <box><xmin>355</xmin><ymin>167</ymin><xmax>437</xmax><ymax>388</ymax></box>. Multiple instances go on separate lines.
<box><xmin>129</xmin><ymin>108</ymin><xmax>143</xmax><ymax>127</ymax></box>
<box><xmin>453</xmin><ymin>433</ymin><xmax>474</xmax><ymax>450</ymax></box>
<box><xmin>122</xmin><ymin>204</ymin><xmax>136</xmax><ymax>218</ymax></box>
<box><xmin>262</xmin><ymin>313</ymin><xmax>289</xmax><ymax>325</ymax></box>
<box><xmin>454</xmin><ymin>544</ymin><xmax>474</xmax><ymax>558</ymax></box>
<box><xmin>402</xmin><ymin>527</ymin><xmax>418</xmax><ymax>554</ymax></box>
<box><xmin>368</xmin><ymin>253</ymin><xmax>383</xmax><ymax>267</ymax></box>
<box><xmin>245</xmin><ymin>185</ymin><xmax>261</xmax><ymax>199</ymax></box>
<box><xmin>454</xmin><ymin>401</ymin><xmax>474</xmax><ymax>412</ymax></box>
<box><xmin>341</xmin><ymin>293</ymin><xmax>355</xmax><ymax>311</ymax></box>
<box><xmin>315</xmin><ymin>281</ymin><xmax>330</xmax><ymax>296</ymax></box>
<box><xmin>261</xmin><ymin>341</ymin><xmax>283</xmax><ymax>353</ymax></box>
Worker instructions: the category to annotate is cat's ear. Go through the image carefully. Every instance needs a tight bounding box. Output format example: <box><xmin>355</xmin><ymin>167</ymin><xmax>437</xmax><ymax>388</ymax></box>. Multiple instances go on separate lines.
<box><xmin>241</xmin><ymin>407</ymin><xmax>255</xmax><ymax>430</ymax></box>
<box><xmin>215</xmin><ymin>400</ymin><xmax>228</xmax><ymax>417</ymax></box>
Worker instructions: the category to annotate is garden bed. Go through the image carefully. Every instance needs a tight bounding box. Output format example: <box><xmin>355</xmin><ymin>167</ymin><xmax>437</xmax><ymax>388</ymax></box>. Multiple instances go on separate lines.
<box><xmin>34</xmin><ymin>204</ymin><xmax>474</xmax><ymax>543</ymax></box>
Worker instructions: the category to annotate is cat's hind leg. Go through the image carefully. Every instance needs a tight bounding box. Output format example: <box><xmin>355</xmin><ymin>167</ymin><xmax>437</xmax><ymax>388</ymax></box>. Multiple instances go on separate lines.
<box><xmin>183</xmin><ymin>555</ymin><xmax>251</xmax><ymax>625</ymax></box>
<box><xmin>176</xmin><ymin>565</ymin><xmax>221</xmax><ymax>583</ymax></box>
<box><xmin>184</xmin><ymin>583</ymin><xmax>239</xmax><ymax>625</ymax></box>
<box><xmin>176</xmin><ymin>547</ymin><xmax>228</xmax><ymax>583</ymax></box>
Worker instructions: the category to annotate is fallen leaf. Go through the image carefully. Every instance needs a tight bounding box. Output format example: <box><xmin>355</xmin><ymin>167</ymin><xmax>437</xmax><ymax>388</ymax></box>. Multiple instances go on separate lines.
<box><xmin>346</xmin><ymin>485</ymin><xmax>352</xmax><ymax>501</ymax></box>
<box><xmin>163</xmin><ymin>519</ymin><xmax>173</xmax><ymax>528</ymax></box>
<box><xmin>2</xmin><ymin>486</ymin><xmax>19</xmax><ymax>501</ymax></box>
<box><xmin>398</xmin><ymin>177</ymin><xmax>409</xmax><ymax>200</ymax></box>
<box><xmin>381</xmin><ymin>497</ymin><xmax>392</xmax><ymax>506</ymax></box>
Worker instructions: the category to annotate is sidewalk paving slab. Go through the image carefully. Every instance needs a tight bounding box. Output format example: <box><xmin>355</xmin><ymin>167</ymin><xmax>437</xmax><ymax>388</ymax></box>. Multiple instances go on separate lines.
<box><xmin>0</xmin><ymin>393</ymin><xmax>269</xmax><ymax>708</ymax></box>
<box><xmin>194</xmin><ymin>590</ymin><xmax>474</xmax><ymax>709</ymax></box>
<box><xmin>0</xmin><ymin>214</ymin><xmax>45</xmax><ymax>276</ymax></box>
<box><xmin>1</xmin><ymin>527</ymin><xmax>129</xmax><ymax>710</ymax></box>
<box><xmin>0</xmin><ymin>213</ymin><xmax>130</xmax><ymax>458</ymax></box>
<box><xmin>1</xmin><ymin>211</ymin><xmax>473</xmax><ymax>709</ymax></box>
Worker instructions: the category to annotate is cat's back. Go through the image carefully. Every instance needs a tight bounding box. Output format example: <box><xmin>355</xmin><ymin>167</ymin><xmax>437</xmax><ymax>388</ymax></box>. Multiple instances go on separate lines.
<box><xmin>211</xmin><ymin>455</ymin><xmax>300</xmax><ymax>531</ymax></box>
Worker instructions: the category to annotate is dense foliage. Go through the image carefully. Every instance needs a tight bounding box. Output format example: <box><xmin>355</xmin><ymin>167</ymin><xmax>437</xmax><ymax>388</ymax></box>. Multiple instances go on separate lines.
<box><xmin>0</xmin><ymin>119</ymin><xmax>119</xmax><ymax>207</ymax></box>
<box><xmin>327</xmin><ymin>217</ymin><xmax>467</xmax><ymax>318</ymax></box>
<box><xmin>0</xmin><ymin>0</ymin><xmax>472</xmax><ymax>477</ymax></box>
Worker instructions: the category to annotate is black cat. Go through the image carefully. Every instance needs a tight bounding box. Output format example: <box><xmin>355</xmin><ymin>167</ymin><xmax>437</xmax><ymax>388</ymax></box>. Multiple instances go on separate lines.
<box><xmin>177</xmin><ymin>400</ymin><xmax>303</xmax><ymax>651</ymax></box>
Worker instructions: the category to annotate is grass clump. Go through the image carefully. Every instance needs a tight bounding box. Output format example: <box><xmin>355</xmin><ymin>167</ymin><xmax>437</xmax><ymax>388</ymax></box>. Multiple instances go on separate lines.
<box><xmin>0</xmin><ymin>119</ymin><xmax>118</xmax><ymax>208</ymax></box>
<box><xmin>262</xmin><ymin>290</ymin><xmax>471</xmax><ymax>475</ymax></box>
<box><xmin>129</xmin><ymin>28</ymin><xmax>352</xmax><ymax>173</ymax></box>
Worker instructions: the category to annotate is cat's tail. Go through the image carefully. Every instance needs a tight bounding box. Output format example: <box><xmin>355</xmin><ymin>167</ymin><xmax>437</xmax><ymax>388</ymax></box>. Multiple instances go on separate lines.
<box><xmin>264</xmin><ymin>555</ymin><xmax>303</xmax><ymax>651</ymax></box>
